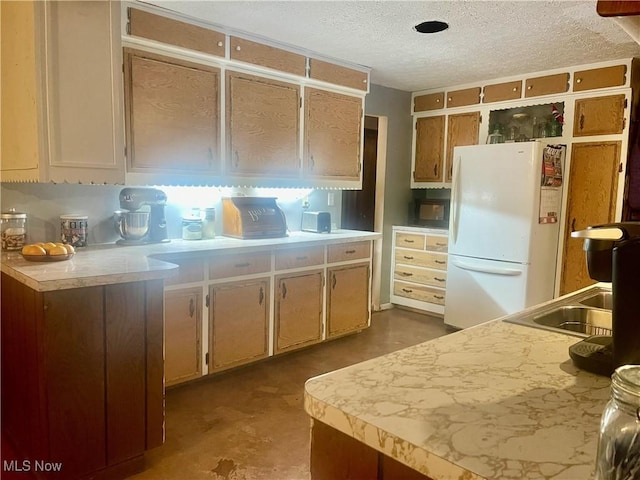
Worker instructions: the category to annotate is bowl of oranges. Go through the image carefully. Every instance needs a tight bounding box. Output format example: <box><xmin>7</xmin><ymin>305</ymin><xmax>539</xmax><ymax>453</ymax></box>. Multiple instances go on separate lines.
<box><xmin>21</xmin><ymin>242</ymin><xmax>75</xmax><ymax>262</ymax></box>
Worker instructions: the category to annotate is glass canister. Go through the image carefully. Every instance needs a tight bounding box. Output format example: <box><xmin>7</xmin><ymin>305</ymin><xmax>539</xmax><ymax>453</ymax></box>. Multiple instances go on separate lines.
<box><xmin>182</xmin><ymin>217</ymin><xmax>203</xmax><ymax>240</ymax></box>
<box><xmin>1</xmin><ymin>208</ymin><xmax>27</xmax><ymax>251</ymax></box>
<box><xmin>594</xmin><ymin>364</ymin><xmax>640</xmax><ymax>480</ymax></box>
<box><xmin>202</xmin><ymin>207</ymin><xmax>216</xmax><ymax>239</ymax></box>
<box><xmin>60</xmin><ymin>214</ymin><xmax>88</xmax><ymax>247</ymax></box>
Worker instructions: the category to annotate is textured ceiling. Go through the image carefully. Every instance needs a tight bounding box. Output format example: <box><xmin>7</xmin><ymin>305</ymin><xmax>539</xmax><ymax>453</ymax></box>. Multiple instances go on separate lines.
<box><xmin>140</xmin><ymin>0</ymin><xmax>640</xmax><ymax>92</ymax></box>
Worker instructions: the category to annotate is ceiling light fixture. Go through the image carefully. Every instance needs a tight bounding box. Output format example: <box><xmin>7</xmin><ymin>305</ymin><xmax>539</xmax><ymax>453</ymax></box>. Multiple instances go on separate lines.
<box><xmin>414</xmin><ymin>21</ymin><xmax>449</xmax><ymax>34</ymax></box>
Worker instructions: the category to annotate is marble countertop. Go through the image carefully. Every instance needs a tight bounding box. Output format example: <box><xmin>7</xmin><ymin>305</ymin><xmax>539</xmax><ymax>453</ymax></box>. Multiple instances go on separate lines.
<box><xmin>1</xmin><ymin>230</ymin><xmax>380</xmax><ymax>292</ymax></box>
<box><xmin>304</xmin><ymin>285</ymin><xmax>612</xmax><ymax>480</ymax></box>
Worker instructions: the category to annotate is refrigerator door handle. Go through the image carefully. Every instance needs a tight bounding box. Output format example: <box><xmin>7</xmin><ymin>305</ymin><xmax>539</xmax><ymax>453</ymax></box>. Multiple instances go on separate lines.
<box><xmin>451</xmin><ymin>258</ymin><xmax>522</xmax><ymax>276</ymax></box>
<box><xmin>451</xmin><ymin>154</ymin><xmax>461</xmax><ymax>244</ymax></box>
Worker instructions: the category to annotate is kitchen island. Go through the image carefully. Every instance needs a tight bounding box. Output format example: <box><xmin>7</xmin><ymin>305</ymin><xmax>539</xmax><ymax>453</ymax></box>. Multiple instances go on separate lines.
<box><xmin>1</xmin><ymin>229</ymin><xmax>379</xmax><ymax>479</ymax></box>
<box><xmin>304</xmin><ymin>285</ymin><xmax>613</xmax><ymax>480</ymax></box>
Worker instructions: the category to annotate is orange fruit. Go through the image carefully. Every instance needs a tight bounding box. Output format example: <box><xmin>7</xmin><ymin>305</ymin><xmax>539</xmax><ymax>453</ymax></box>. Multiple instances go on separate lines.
<box><xmin>42</xmin><ymin>242</ymin><xmax>57</xmax><ymax>253</ymax></box>
<box><xmin>48</xmin><ymin>245</ymin><xmax>68</xmax><ymax>256</ymax></box>
<box><xmin>22</xmin><ymin>244</ymin><xmax>47</xmax><ymax>256</ymax></box>
<box><xmin>61</xmin><ymin>244</ymin><xmax>75</xmax><ymax>254</ymax></box>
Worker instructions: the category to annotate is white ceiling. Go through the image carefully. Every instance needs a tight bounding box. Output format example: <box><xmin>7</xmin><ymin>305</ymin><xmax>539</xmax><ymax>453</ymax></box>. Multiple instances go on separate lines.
<box><xmin>141</xmin><ymin>1</ymin><xmax>640</xmax><ymax>92</ymax></box>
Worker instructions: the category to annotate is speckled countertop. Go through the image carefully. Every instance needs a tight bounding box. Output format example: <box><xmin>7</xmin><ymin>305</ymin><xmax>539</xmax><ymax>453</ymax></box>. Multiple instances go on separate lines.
<box><xmin>1</xmin><ymin>230</ymin><xmax>380</xmax><ymax>291</ymax></box>
<box><xmin>304</xmin><ymin>286</ymin><xmax>613</xmax><ymax>480</ymax></box>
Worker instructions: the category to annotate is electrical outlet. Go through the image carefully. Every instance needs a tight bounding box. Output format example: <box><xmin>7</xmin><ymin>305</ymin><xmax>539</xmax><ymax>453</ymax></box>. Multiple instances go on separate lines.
<box><xmin>327</xmin><ymin>192</ymin><xmax>335</xmax><ymax>207</ymax></box>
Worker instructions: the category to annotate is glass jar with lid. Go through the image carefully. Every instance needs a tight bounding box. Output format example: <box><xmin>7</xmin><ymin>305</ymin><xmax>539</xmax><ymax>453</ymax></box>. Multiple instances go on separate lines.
<box><xmin>1</xmin><ymin>208</ymin><xmax>27</xmax><ymax>251</ymax></box>
<box><xmin>594</xmin><ymin>364</ymin><xmax>640</xmax><ymax>479</ymax></box>
<box><xmin>202</xmin><ymin>207</ymin><xmax>216</xmax><ymax>239</ymax></box>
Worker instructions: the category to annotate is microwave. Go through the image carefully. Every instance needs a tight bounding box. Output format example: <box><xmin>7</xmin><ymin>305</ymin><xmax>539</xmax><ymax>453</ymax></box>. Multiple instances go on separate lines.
<box><xmin>410</xmin><ymin>198</ymin><xmax>450</xmax><ymax>228</ymax></box>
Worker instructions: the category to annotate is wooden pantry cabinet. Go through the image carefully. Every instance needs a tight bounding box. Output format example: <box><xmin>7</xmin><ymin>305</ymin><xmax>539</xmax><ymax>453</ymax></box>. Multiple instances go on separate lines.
<box><xmin>391</xmin><ymin>227</ymin><xmax>449</xmax><ymax>315</ymax></box>
<box><xmin>1</xmin><ymin>0</ymin><xmax>125</xmax><ymax>183</ymax></box>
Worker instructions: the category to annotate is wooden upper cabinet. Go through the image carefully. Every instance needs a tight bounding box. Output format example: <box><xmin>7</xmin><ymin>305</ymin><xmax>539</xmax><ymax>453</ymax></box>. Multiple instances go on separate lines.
<box><xmin>304</xmin><ymin>88</ymin><xmax>362</xmax><ymax>180</ymax></box>
<box><xmin>525</xmin><ymin>73</ymin><xmax>570</xmax><ymax>97</ymax></box>
<box><xmin>446</xmin><ymin>112</ymin><xmax>481</xmax><ymax>182</ymax></box>
<box><xmin>226</xmin><ymin>70</ymin><xmax>300</xmax><ymax>177</ymax></box>
<box><xmin>446</xmin><ymin>87</ymin><xmax>481</xmax><ymax>108</ymax></box>
<box><xmin>124</xmin><ymin>48</ymin><xmax>221</xmax><ymax>173</ymax></box>
<box><xmin>414</xmin><ymin>116</ymin><xmax>445</xmax><ymax>182</ymax></box>
<box><xmin>414</xmin><ymin>92</ymin><xmax>445</xmax><ymax>112</ymax></box>
<box><xmin>597</xmin><ymin>1</ymin><xmax>640</xmax><ymax>16</ymax></box>
<box><xmin>128</xmin><ymin>8</ymin><xmax>225</xmax><ymax>57</ymax></box>
<box><xmin>483</xmin><ymin>81</ymin><xmax>522</xmax><ymax>103</ymax></box>
<box><xmin>573</xmin><ymin>94</ymin><xmax>626</xmax><ymax>137</ymax></box>
<box><xmin>308</xmin><ymin>58</ymin><xmax>368</xmax><ymax>91</ymax></box>
<box><xmin>229</xmin><ymin>36</ymin><xmax>306</xmax><ymax>76</ymax></box>
<box><xmin>573</xmin><ymin>65</ymin><xmax>627</xmax><ymax>91</ymax></box>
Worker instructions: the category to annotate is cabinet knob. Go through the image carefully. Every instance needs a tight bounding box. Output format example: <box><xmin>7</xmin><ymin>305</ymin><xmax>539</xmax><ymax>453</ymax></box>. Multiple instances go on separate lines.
<box><xmin>235</xmin><ymin>45</ymin><xmax>241</xmax><ymax>51</ymax></box>
<box><xmin>217</xmin><ymin>41</ymin><xmax>223</xmax><ymax>47</ymax></box>
<box><xmin>448</xmin><ymin>97</ymin><xmax>452</xmax><ymax>102</ymax></box>
<box><xmin>436</xmin><ymin>98</ymin><xmax>440</xmax><ymax>103</ymax></box>
<box><xmin>362</xmin><ymin>79</ymin><xmax>367</xmax><ymax>83</ymax></box>
<box><xmin>512</xmin><ymin>87</ymin><xmax>517</xmax><ymax>92</ymax></box>
<box><xmin>527</xmin><ymin>85</ymin><xmax>533</xmax><ymax>90</ymax></box>
<box><xmin>576</xmin><ymin>78</ymin><xmax>582</xmax><ymax>84</ymax></box>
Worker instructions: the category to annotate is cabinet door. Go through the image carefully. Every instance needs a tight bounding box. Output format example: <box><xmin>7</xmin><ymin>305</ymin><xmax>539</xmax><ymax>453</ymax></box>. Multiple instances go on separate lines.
<box><xmin>445</xmin><ymin>112</ymin><xmax>481</xmax><ymax>182</ymax></box>
<box><xmin>413</xmin><ymin>116</ymin><xmax>445</xmax><ymax>182</ymax></box>
<box><xmin>209</xmin><ymin>279</ymin><xmax>269</xmax><ymax>372</ymax></box>
<box><xmin>124</xmin><ymin>48</ymin><xmax>221</xmax><ymax>173</ymax></box>
<box><xmin>226</xmin><ymin>71</ymin><xmax>300</xmax><ymax>177</ymax></box>
<box><xmin>164</xmin><ymin>288</ymin><xmax>202</xmax><ymax>386</ymax></box>
<box><xmin>304</xmin><ymin>88</ymin><xmax>362</xmax><ymax>180</ymax></box>
<box><xmin>560</xmin><ymin>142</ymin><xmax>621</xmax><ymax>295</ymax></box>
<box><xmin>327</xmin><ymin>263</ymin><xmax>370</xmax><ymax>338</ymax></box>
<box><xmin>573</xmin><ymin>94</ymin><xmax>626</xmax><ymax>137</ymax></box>
<box><xmin>275</xmin><ymin>270</ymin><xmax>323</xmax><ymax>353</ymax></box>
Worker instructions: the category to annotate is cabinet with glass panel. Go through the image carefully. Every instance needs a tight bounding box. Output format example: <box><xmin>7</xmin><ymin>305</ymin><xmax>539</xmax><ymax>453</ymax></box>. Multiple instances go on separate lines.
<box><xmin>486</xmin><ymin>102</ymin><xmax>565</xmax><ymax>144</ymax></box>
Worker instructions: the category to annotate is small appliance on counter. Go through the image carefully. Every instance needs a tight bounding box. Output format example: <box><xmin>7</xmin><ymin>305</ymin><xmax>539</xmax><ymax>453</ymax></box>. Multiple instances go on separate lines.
<box><xmin>569</xmin><ymin>222</ymin><xmax>640</xmax><ymax>376</ymax></box>
<box><xmin>409</xmin><ymin>198</ymin><xmax>450</xmax><ymax>228</ymax></box>
<box><xmin>301</xmin><ymin>211</ymin><xmax>331</xmax><ymax>233</ymax></box>
<box><xmin>114</xmin><ymin>187</ymin><xmax>169</xmax><ymax>245</ymax></box>
<box><xmin>222</xmin><ymin>197</ymin><xmax>287</xmax><ymax>239</ymax></box>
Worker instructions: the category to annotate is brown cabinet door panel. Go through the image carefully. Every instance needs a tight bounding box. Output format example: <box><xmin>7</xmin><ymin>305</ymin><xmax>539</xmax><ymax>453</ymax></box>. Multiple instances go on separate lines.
<box><xmin>414</xmin><ymin>116</ymin><xmax>445</xmax><ymax>182</ymax></box>
<box><xmin>560</xmin><ymin>142</ymin><xmax>621</xmax><ymax>295</ymax></box>
<box><xmin>573</xmin><ymin>65</ymin><xmax>627</xmax><ymax>91</ymax></box>
<box><xmin>483</xmin><ymin>80</ymin><xmax>522</xmax><ymax>103</ymax></box>
<box><xmin>275</xmin><ymin>270</ymin><xmax>323</xmax><ymax>353</ymax></box>
<box><xmin>124</xmin><ymin>49</ymin><xmax>221</xmax><ymax>173</ymax></box>
<box><xmin>308</xmin><ymin>58</ymin><xmax>368</xmax><ymax>91</ymax></box>
<box><xmin>414</xmin><ymin>92</ymin><xmax>445</xmax><ymax>112</ymax></box>
<box><xmin>327</xmin><ymin>264</ymin><xmax>369</xmax><ymax>337</ymax></box>
<box><xmin>226</xmin><ymin>71</ymin><xmax>300</xmax><ymax>176</ymax></box>
<box><xmin>230</xmin><ymin>36</ymin><xmax>306</xmax><ymax>76</ymax></box>
<box><xmin>304</xmin><ymin>88</ymin><xmax>362</xmax><ymax>179</ymax></box>
<box><xmin>573</xmin><ymin>94</ymin><xmax>626</xmax><ymax>137</ymax></box>
<box><xmin>446</xmin><ymin>112</ymin><xmax>481</xmax><ymax>182</ymax></box>
<box><xmin>210</xmin><ymin>279</ymin><xmax>269</xmax><ymax>372</ymax></box>
<box><xmin>446</xmin><ymin>87</ymin><xmax>481</xmax><ymax>108</ymax></box>
<box><xmin>525</xmin><ymin>73</ymin><xmax>570</xmax><ymax>97</ymax></box>
<box><xmin>165</xmin><ymin>288</ymin><xmax>202</xmax><ymax>386</ymax></box>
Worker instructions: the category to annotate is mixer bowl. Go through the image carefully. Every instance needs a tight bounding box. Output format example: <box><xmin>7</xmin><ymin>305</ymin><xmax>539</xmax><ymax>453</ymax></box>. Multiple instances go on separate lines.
<box><xmin>114</xmin><ymin>211</ymin><xmax>150</xmax><ymax>241</ymax></box>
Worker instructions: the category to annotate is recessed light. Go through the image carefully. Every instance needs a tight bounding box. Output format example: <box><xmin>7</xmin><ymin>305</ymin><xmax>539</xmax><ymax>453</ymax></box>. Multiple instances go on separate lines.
<box><xmin>414</xmin><ymin>21</ymin><xmax>449</xmax><ymax>34</ymax></box>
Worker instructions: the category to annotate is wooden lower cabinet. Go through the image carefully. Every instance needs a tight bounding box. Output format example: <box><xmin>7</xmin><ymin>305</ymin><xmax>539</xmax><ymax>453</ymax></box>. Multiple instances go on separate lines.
<box><xmin>560</xmin><ymin>141</ymin><xmax>621</xmax><ymax>294</ymax></box>
<box><xmin>310</xmin><ymin>420</ymin><xmax>432</xmax><ymax>480</ymax></box>
<box><xmin>1</xmin><ymin>273</ymin><xmax>164</xmax><ymax>479</ymax></box>
<box><xmin>275</xmin><ymin>270</ymin><xmax>323</xmax><ymax>353</ymax></box>
<box><xmin>164</xmin><ymin>288</ymin><xmax>202</xmax><ymax>386</ymax></box>
<box><xmin>209</xmin><ymin>278</ymin><xmax>269</xmax><ymax>372</ymax></box>
<box><xmin>327</xmin><ymin>263</ymin><xmax>370</xmax><ymax>338</ymax></box>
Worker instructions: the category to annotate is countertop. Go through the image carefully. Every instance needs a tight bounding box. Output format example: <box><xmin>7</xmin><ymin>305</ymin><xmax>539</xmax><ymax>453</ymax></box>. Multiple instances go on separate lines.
<box><xmin>1</xmin><ymin>230</ymin><xmax>381</xmax><ymax>292</ymax></box>
<box><xmin>304</xmin><ymin>285</ymin><xmax>612</xmax><ymax>480</ymax></box>
<box><xmin>393</xmin><ymin>225</ymin><xmax>449</xmax><ymax>234</ymax></box>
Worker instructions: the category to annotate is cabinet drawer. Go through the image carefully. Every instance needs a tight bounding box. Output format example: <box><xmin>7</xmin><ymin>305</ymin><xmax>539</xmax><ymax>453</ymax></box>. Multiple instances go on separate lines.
<box><xmin>395</xmin><ymin>233</ymin><xmax>425</xmax><ymax>250</ymax></box>
<box><xmin>446</xmin><ymin>87</ymin><xmax>481</xmax><ymax>108</ymax></box>
<box><xmin>229</xmin><ymin>36</ymin><xmax>306</xmax><ymax>76</ymax></box>
<box><xmin>275</xmin><ymin>246</ymin><xmax>325</xmax><ymax>270</ymax></box>
<box><xmin>394</xmin><ymin>265</ymin><xmax>447</xmax><ymax>288</ymax></box>
<box><xmin>308</xmin><ymin>58</ymin><xmax>368</xmax><ymax>91</ymax></box>
<box><xmin>414</xmin><ymin>92</ymin><xmax>445</xmax><ymax>112</ymax></box>
<box><xmin>525</xmin><ymin>73</ymin><xmax>570</xmax><ymax>98</ymax></box>
<box><xmin>128</xmin><ymin>8</ymin><xmax>225</xmax><ymax>57</ymax></box>
<box><xmin>327</xmin><ymin>242</ymin><xmax>370</xmax><ymax>263</ymax></box>
<box><xmin>426</xmin><ymin>235</ymin><xmax>448</xmax><ymax>252</ymax></box>
<box><xmin>483</xmin><ymin>80</ymin><xmax>522</xmax><ymax>103</ymax></box>
<box><xmin>573</xmin><ymin>65</ymin><xmax>627</xmax><ymax>91</ymax></box>
<box><xmin>395</xmin><ymin>250</ymin><xmax>448</xmax><ymax>270</ymax></box>
<box><xmin>163</xmin><ymin>257</ymin><xmax>205</xmax><ymax>286</ymax></box>
<box><xmin>209</xmin><ymin>252</ymin><xmax>271</xmax><ymax>279</ymax></box>
<box><xmin>394</xmin><ymin>281</ymin><xmax>445</xmax><ymax>305</ymax></box>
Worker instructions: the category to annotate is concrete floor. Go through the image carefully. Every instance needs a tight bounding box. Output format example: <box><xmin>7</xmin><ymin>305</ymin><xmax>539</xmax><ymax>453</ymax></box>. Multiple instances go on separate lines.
<box><xmin>131</xmin><ymin>307</ymin><xmax>450</xmax><ymax>480</ymax></box>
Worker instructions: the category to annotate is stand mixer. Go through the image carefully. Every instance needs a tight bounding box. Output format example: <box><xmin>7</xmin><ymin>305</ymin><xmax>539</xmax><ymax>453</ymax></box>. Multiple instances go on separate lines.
<box><xmin>114</xmin><ymin>188</ymin><xmax>169</xmax><ymax>245</ymax></box>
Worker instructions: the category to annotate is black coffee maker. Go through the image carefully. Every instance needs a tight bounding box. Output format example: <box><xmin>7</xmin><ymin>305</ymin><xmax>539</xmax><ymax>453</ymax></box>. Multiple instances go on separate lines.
<box><xmin>570</xmin><ymin>222</ymin><xmax>640</xmax><ymax>376</ymax></box>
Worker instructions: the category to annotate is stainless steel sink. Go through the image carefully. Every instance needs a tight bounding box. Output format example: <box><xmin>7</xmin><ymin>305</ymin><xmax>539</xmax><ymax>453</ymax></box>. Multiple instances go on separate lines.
<box><xmin>504</xmin><ymin>286</ymin><xmax>613</xmax><ymax>338</ymax></box>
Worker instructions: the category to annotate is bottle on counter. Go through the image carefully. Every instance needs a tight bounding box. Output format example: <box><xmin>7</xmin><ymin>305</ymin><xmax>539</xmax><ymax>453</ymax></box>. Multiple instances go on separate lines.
<box><xmin>594</xmin><ymin>364</ymin><xmax>640</xmax><ymax>480</ymax></box>
<box><xmin>1</xmin><ymin>208</ymin><xmax>27</xmax><ymax>251</ymax></box>
<box><xmin>203</xmin><ymin>207</ymin><xmax>216</xmax><ymax>239</ymax></box>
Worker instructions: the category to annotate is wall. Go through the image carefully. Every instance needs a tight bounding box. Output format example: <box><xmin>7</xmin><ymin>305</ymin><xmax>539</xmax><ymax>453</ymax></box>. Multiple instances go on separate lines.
<box><xmin>365</xmin><ymin>84</ymin><xmax>413</xmax><ymax>305</ymax></box>
<box><xmin>0</xmin><ymin>183</ymin><xmax>334</xmax><ymax>245</ymax></box>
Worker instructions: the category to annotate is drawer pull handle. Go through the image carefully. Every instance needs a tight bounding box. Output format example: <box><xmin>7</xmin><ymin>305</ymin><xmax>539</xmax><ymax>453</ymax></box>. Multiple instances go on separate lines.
<box><xmin>402</xmin><ymin>288</ymin><xmax>413</xmax><ymax>293</ymax></box>
<box><xmin>345</xmin><ymin>249</ymin><xmax>356</xmax><ymax>254</ymax></box>
<box><xmin>259</xmin><ymin>287</ymin><xmax>264</xmax><ymax>305</ymax></box>
<box><xmin>282</xmin><ymin>282</ymin><xmax>287</xmax><ymax>299</ymax></box>
<box><xmin>403</xmin><ymin>255</ymin><xmax>414</xmax><ymax>260</ymax></box>
<box><xmin>435</xmin><ymin>242</ymin><xmax>447</xmax><ymax>247</ymax></box>
<box><xmin>403</xmin><ymin>239</ymin><xmax>415</xmax><ymax>243</ymax></box>
<box><xmin>435</xmin><ymin>260</ymin><xmax>446</xmax><ymax>264</ymax></box>
<box><xmin>189</xmin><ymin>298</ymin><xmax>195</xmax><ymax>317</ymax></box>
<box><xmin>400</xmin><ymin>272</ymin><xmax>413</xmax><ymax>277</ymax></box>
<box><xmin>295</xmin><ymin>256</ymin><xmax>308</xmax><ymax>260</ymax></box>
<box><xmin>235</xmin><ymin>262</ymin><xmax>250</xmax><ymax>268</ymax></box>
<box><xmin>434</xmin><ymin>277</ymin><xmax>445</xmax><ymax>282</ymax></box>
<box><xmin>434</xmin><ymin>295</ymin><xmax>444</xmax><ymax>300</ymax></box>
<box><xmin>332</xmin><ymin>273</ymin><xmax>337</xmax><ymax>289</ymax></box>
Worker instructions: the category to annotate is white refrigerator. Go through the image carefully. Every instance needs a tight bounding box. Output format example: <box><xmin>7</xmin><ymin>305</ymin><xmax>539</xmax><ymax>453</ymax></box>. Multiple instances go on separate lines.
<box><xmin>444</xmin><ymin>141</ymin><xmax>565</xmax><ymax>329</ymax></box>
